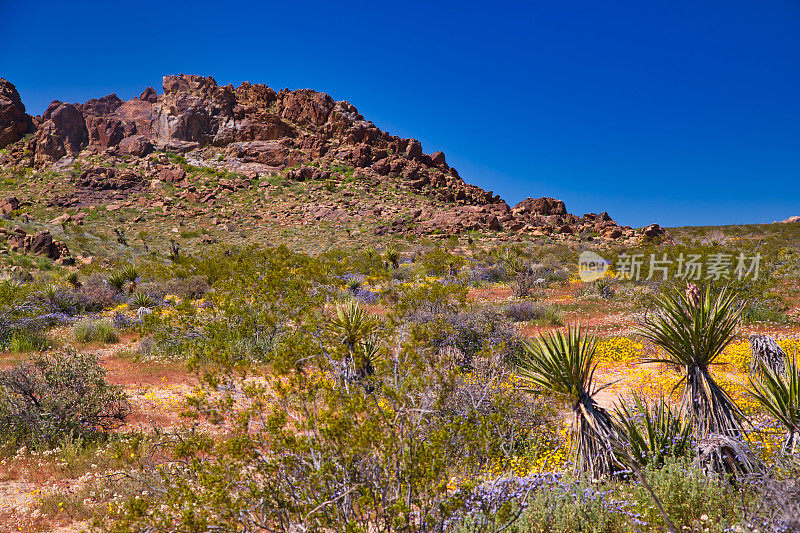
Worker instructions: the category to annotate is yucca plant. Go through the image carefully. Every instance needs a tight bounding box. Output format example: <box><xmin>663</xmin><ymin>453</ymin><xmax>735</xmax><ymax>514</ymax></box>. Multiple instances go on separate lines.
<box><xmin>384</xmin><ymin>247</ymin><xmax>400</xmax><ymax>270</ymax></box>
<box><xmin>615</xmin><ymin>393</ymin><xmax>692</xmax><ymax>468</ymax></box>
<box><xmin>327</xmin><ymin>301</ymin><xmax>380</xmax><ymax>388</ymax></box>
<box><xmin>516</xmin><ymin>325</ymin><xmax>624</xmax><ymax>478</ymax></box>
<box><xmin>107</xmin><ymin>271</ymin><xmax>127</xmax><ymax>293</ymax></box>
<box><xmin>130</xmin><ymin>292</ymin><xmax>156</xmax><ymax>310</ymax></box>
<box><xmin>347</xmin><ymin>278</ymin><xmax>362</xmax><ymax>295</ymax></box>
<box><xmin>120</xmin><ymin>265</ymin><xmax>140</xmax><ymax>294</ymax></box>
<box><xmin>636</xmin><ymin>285</ymin><xmax>745</xmax><ymax>439</ymax></box>
<box><xmin>749</xmin><ymin>353</ymin><xmax>800</xmax><ymax>454</ymax></box>
<box><xmin>65</xmin><ymin>271</ymin><xmax>81</xmax><ymax>288</ymax></box>
<box><xmin>42</xmin><ymin>283</ymin><xmax>61</xmax><ymax>303</ymax></box>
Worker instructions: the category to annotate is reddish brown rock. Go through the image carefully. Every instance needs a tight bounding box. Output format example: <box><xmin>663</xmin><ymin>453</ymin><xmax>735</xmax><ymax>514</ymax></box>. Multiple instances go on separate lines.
<box><xmin>278</xmin><ymin>88</ymin><xmax>334</xmax><ymax>127</ymax></box>
<box><xmin>139</xmin><ymin>87</ymin><xmax>158</xmax><ymax>103</ymax></box>
<box><xmin>641</xmin><ymin>223</ymin><xmax>667</xmax><ymax>240</ymax></box>
<box><xmin>158</xmin><ymin>167</ymin><xmax>186</xmax><ymax>184</ymax></box>
<box><xmin>5</xmin><ymin>229</ymin><xmax>72</xmax><ymax>264</ymax></box>
<box><xmin>0</xmin><ymin>196</ymin><xmax>19</xmax><ymax>215</ymax></box>
<box><xmin>226</xmin><ymin>141</ymin><xmax>292</xmax><ymax>167</ymax></box>
<box><xmin>512</xmin><ymin>197</ymin><xmax>567</xmax><ymax>217</ymax></box>
<box><xmin>118</xmin><ymin>135</ymin><xmax>153</xmax><ymax>156</ymax></box>
<box><xmin>429</xmin><ymin>150</ymin><xmax>446</xmax><ymax>167</ymax></box>
<box><xmin>33</xmin><ymin>102</ymin><xmax>88</xmax><ymax>165</ymax></box>
<box><xmin>0</xmin><ymin>79</ymin><xmax>32</xmax><ymax>149</ymax></box>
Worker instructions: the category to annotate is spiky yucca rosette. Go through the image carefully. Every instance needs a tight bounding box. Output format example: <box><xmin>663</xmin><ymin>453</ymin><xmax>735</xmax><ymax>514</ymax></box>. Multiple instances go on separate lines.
<box><xmin>637</xmin><ymin>285</ymin><xmax>746</xmax><ymax>439</ymax></box>
<box><xmin>516</xmin><ymin>325</ymin><xmax>624</xmax><ymax>479</ymax></box>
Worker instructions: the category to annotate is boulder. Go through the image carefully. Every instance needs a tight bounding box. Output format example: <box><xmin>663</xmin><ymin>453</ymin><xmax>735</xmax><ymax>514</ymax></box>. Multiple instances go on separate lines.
<box><xmin>139</xmin><ymin>86</ymin><xmax>158</xmax><ymax>103</ymax></box>
<box><xmin>0</xmin><ymin>79</ymin><xmax>32</xmax><ymax>149</ymax></box>
<box><xmin>0</xmin><ymin>196</ymin><xmax>19</xmax><ymax>215</ymax></box>
<box><xmin>118</xmin><ymin>135</ymin><xmax>153</xmax><ymax>156</ymax></box>
<box><xmin>226</xmin><ymin>141</ymin><xmax>293</xmax><ymax>167</ymax></box>
<box><xmin>6</xmin><ymin>229</ymin><xmax>72</xmax><ymax>264</ymax></box>
<box><xmin>278</xmin><ymin>88</ymin><xmax>335</xmax><ymax>127</ymax></box>
<box><xmin>33</xmin><ymin>102</ymin><xmax>88</xmax><ymax>165</ymax></box>
<box><xmin>512</xmin><ymin>197</ymin><xmax>567</xmax><ymax>217</ymax></box>
<box><xmin>641</xmin><ymin>223</ymin><xmax>667</xmax><ymax>240</ymax></box>
<box><xmin>429</xmin><ymin>150</ymin><xmax>447</xmax><ymax>167</ymax></box>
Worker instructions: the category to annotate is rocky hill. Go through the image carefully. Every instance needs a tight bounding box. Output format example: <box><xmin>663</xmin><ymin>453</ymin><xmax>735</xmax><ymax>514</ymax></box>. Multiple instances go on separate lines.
<box><xmin>0</xmin><ymin>74</ymin><xmax>664</xmax><ymax>253</ymax></box>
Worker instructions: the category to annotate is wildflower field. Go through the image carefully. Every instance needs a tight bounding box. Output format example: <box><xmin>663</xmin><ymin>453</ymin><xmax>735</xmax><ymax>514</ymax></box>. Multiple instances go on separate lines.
<box><xmin>0</xmin><ymin>232</ymin><xmax>799</xmax><ymax>532</ymax></box>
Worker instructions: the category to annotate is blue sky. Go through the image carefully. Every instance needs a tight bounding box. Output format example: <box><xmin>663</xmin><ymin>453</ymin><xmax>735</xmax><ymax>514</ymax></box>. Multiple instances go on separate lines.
<box><xmin>2</xmin><ymin>0</ymin><xmax>798</xmax><ymax>227</ymax></box>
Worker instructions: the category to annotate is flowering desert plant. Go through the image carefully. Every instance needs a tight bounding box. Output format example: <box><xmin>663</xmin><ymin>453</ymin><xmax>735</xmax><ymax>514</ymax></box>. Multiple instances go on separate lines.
<box><xmin>636</xmin><ymin>285</ymin><xmax>746</xmax><ymax>439</ymax></box>
<box><xmin>516</xmin><ymin>325</ymin><xmax>624</xmax><ymax>478</ymax></box>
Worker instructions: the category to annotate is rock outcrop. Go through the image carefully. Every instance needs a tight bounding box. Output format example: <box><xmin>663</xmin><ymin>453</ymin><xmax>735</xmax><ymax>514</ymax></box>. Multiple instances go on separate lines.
<box><xmin>0</xmin><ymin>79</ymin><xmax>32</xmax><ymax>149</ymax></box>
<box><xmin>0</xmin><ymin>75</ymin><xmax>655</xmax><ymax>239</ymax></box>
<box><xmin>0</xmin><ymin>227</ymin><xmax>73</xmax><ymax>264</ymax></box>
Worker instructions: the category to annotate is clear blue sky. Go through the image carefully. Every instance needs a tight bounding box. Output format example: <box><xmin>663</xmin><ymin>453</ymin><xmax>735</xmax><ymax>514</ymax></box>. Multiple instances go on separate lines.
<box><xmin>2</xmin><ymin>0</ymin><xmax>798</xmax><ymax>228</ymax></box>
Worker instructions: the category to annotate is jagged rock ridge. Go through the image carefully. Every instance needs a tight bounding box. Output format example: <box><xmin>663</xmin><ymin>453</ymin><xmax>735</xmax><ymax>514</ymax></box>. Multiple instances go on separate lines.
<box><xmin>0</xmin><ymin>75</ymin><xmax>661</xmax><ymax>240</ymax></box>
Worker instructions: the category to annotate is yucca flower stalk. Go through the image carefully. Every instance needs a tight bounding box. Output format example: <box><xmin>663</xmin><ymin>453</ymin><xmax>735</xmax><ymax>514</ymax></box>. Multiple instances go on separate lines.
<box><xmin>749</xmin><ymin>353</ymin><xmax>800</xmax><ymax>454</ymax></box>
<box><xmin>516</xmin><ymin>325</ymin><xmax>624</xmax><ymax>478</ymax></box>
<box><xmin>636</xmin><ymin>285</ymin><xmax>745</xmax><ymax>439</ymax></box>
<box><xmin>615</xmin><ymin>393</ymin><xmax>692</xmax><ymax>468</ymax></box>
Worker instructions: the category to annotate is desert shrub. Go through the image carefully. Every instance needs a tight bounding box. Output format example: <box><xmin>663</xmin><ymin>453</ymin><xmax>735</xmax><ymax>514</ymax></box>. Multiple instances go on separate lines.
<box><xmin>502</xmin><ymin>302</ymin><xmax>547</xmax><ymax>322</ymax></box>
<box><xmin>422</xmin><ymin>248</ymin><xmax>466</xmax><ymax>276</ymax></box>
<box><xmin>388</xmin><ymin>278</ymin><xmax>468</xmax><ymax>317</ymax></box>
<box><xmin>0</xmin><ymin>350</ymin><xmax>130</xmax><ymax>447</ymax></box>
<box><xmin>141</xmin><ymin>247</ymin><xmax>332</xmax><ymax>366</ymax></box>
<box><xmin>580</xmin><ymin>277</ymin><xmax>617</xmax><ymax>299</ymax></box>
<box><xmin>740</xmin><ymin>455</ymin><xmax>800</xmax><ymax>531</ymax></box>
<box><xmin>353</xmin><ymin>287</ymin><xmax>380</xmax><ymax>304</ymax></box>
<box><xmin>7</xmin><ymin>329</ymin><xmax>51</xmax><ymax>353</ymax></box>
<box><xmin>390</xmin><ymin>265</ymin><xmax>414</xmax><ymax>281</ymax></box>
<box><xmin>35</xmin><ymin>284</ymin><xmax>80</xmax><ymax>314</ymax></box>
<box><xmin>740</xmin><ymin>295</ymin><xmax>791</xmax><ymax>324</ymax></box>
<box><xmin>510</xmin><ymin>267</ymin><xmax>540</xmax><ymax>299</ymax></box>
<box><xmin>0</xmin><ymin>312</ymin><xmax>70</xmax><ymax>350</ymax></box>
<box><xmin>631</xmin><ymin>457</ymin><xmax>740</xmax><ymax>530</ymax></box>
<box><xmin>105</xmin><ymin>317</ymin><xmax>547</xmax><ymax>533</ymax></box>
<box><xmin>543</xmin><ymin>306</ymin><xmax>564</xmax><ymax>326</ymax></box>
<box><xmin>409</xmin><ymin>308</ymin><xmax>524</xmax><ymax>367</ymax></box>
<box><xmin>465</xmin><ymin>263</ymin><xmax>511</xmax><ymax>284</ymax></box>
<box><xmin>76</xmin><ymin>273</ymin><xmax>117</xmax><ymax>311</ymax></box>
<box><xmin>509</xmin><ymin>478</ymin><xmax>634</xmax><ymax>533</ymax></box>
<box><xmin>136</xmin><ymin>275</ymin><xmax>209</xmax><ymax>300</ymax></box>
<box><xmin>73</xmin><ymin>317</ymin><xmax>119</xmax><ymax>343</ymax></box>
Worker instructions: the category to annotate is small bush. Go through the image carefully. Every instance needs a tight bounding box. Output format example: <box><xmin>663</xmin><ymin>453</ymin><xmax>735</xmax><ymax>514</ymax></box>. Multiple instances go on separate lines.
<box><xmin>511</xmin><ymin>478</ymin><xmax>632</xmax><ymax>533</ymax></box>
<box><xmin>76</xmin><ymin>274</ymin><xmax>117</xmax><ymax>311</ymax></box>
<box><xmin>73</xmin><ymin>317</ymin><xmax>119</xmax><ymax>344</ymax></box>
<box><xmin>8</xmin><ymin>330</ymin><xmax>51</xmax><ymax>353</ymax></box>
<box><xmin>632</xmin><ymin>457</ymin><xmax>740</xmax><ymax>530</ymax></box>
<box><xmin>136</xmin><ymin>275</ymin><xmax>209</xmax><ymax>300</ymax></box>
<box><xmin>0</xmin><ymin>350</ymin><xmax>130</xmax><ymax>447</ymax></box>
<box><xmin>502</xmin><ymin>302</ymin><xmax>547</xmax><ymax>322</ymax></box>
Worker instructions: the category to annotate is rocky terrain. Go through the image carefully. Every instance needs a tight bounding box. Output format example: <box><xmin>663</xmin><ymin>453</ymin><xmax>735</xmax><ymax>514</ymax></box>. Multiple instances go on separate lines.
<box><xmin>0</xmin><ymin>74</ymin><xmax>666</xmax><ymax>263</ymax></box>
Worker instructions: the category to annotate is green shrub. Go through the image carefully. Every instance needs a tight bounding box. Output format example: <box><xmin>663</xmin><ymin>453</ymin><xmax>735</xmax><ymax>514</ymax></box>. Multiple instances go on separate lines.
<box><xmin>512</xmin><ymin>480</ymin><xmax>630</xmax><ymax>533</ymax></box>
<box><xmin>632</xmin><ymin>457</ymin><xmax>740</xmax><ymax>530</ymax></box>
<box><xmin>8</xmin><ymin>330</ymin><xmax>51</xmax><ymax>353</ymax></box>
<box><xmin>422</xmin><ymin>248</ymin><xmax>466</xmax><ymax>276</ymax></box>
<box><xmin>0</xmin><ymin>350</ymin><xmax>130</xmax><ymax>447</ymax></box>
<box><xmin>73</xmin><ymin>317</ymin><xmax>119</xmax><ymax>343</ymax></box>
